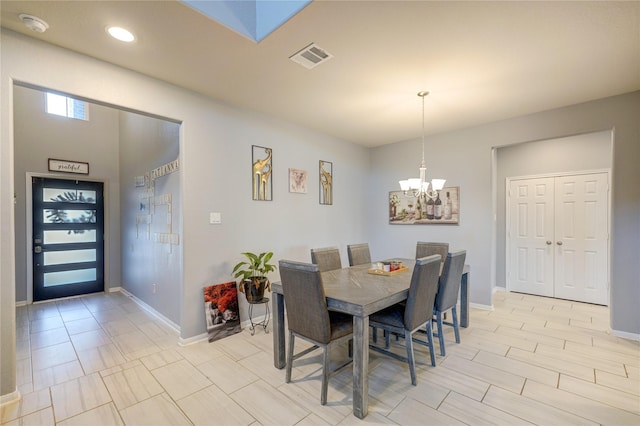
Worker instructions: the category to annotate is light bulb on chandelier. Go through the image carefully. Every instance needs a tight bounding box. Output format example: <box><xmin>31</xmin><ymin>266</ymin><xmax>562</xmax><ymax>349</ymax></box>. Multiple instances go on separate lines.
<box><xmin>398</xmin><ymin>91</ymin><xmax>445</xmax><ymax>199</ymax></box>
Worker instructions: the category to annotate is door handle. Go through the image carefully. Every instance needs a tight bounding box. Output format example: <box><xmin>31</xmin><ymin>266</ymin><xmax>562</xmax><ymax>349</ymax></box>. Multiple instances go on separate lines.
<box><xmin>556</xmin><ymin>241</ymin><xmax>563</xmax><ymax>246</ymax></box>
<box><xmin>546</xmin><ymin>241</ymin><xmax>552</xmax><ymax>245</ymax></box>
<box><xmin>34</xmin><ymin>246</ymin><xmax>42</xmax><ymax>253</ymax></box>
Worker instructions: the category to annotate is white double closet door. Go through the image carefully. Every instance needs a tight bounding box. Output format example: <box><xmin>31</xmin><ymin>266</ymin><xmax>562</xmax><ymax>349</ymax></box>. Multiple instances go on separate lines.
<box><xmin>507</xmin><ymin>172</ymin><xmax>609</xmax><ymax>305</ymax></box>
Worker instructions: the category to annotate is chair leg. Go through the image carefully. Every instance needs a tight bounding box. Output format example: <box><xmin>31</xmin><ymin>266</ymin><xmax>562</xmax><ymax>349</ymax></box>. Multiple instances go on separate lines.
<box><xmin>436</xmin><ymin>312</ymin><xmax>446</xmax><ymax>356</ymax></box>
<box><xmin>321</xmin><ymin>346</ymin><xmax>329</xmax><ymax>405</ymax></box>
<box><xmin>452</xmin><ymin>306</ymin><xmax>460</xmax><ymax>343</ymax></box>
<box><xmin>404</xmin><ymin>329</ymin><xmax>417</xmax><ymax>385</ymax></box>
<box><xmin>372</xmin><ymin>326</ymin><xmax>378</xmax><ymax>344</ymax></box>
<box><xmin>286</xmin><ymin>332</ymin><xmax>295</xmax><ymax>383</ymax></box>
<box><xmin>425</xmin><ymin>321</ymin><xmax>436</xmax><ymax>367</ymax></box>
<box><xmin>385</xmin><ymin>330</ymin><xmax>391</xmax><ymax>348</ymax></box>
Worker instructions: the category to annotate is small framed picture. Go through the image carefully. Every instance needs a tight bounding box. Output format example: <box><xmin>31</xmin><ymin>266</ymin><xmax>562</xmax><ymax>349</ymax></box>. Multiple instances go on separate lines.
<box><xmin>289</xmin><ymin>168</ymin><xmax>307</xmax><ymax>193</ymax></box>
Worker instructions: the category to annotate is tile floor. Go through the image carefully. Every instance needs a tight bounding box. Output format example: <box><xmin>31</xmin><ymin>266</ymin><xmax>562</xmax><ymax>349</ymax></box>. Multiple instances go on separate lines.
<box><xmin>1</xmin><ymin>290</ymin><xmax>639</xmax><ymax>425</ymax></box>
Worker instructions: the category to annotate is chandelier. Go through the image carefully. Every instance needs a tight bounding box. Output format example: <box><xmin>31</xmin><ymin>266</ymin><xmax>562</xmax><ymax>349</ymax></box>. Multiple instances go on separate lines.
<box><xmin>398</xmin><ymin>91</ymin><xmax>445</xmax><ymax>199</ymax></box>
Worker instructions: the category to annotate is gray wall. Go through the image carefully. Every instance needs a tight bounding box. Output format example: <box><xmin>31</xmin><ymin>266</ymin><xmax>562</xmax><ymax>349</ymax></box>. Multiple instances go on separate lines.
<box><xmin>1</xmin><ymin>29</ymin><xmax>370</xmax><ymax>351</ymax></box>
<box><xmin>2</xmin><ymin>28</ymin><xmax>639</xmax><ymax>399</ymax></box>
<box><xmin>12</xmin><ymin>85</ymin><xmax>122</xmax><ymax>301</ymax></box>
<box><xmin>495</xmin><ymin>130</ymin><xmax>613</xmax><ymax>288</ymax></box>
<box><xmin>119</xmin><ymin>112</ymin><xmax>182</xmax><ymax>326</ymax></box>
<box><xmin>370</xmin><ymin>92</ymin><xmax>640</xmax><ymax>337</ymax></box>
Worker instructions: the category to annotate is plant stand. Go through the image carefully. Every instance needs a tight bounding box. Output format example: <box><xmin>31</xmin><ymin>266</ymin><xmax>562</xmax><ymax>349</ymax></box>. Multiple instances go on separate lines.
<box><xmin>247</xmin><ymin>297</ymin><xmax>270</xmax><ymax>335</ymax></box>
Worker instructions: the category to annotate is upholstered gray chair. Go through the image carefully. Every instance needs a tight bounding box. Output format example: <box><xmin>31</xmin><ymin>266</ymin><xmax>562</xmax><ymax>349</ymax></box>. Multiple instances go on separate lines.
<box><xmin>278</xmin><ymin>260</ymin><xmax>353</xmax><ymax>405</ymax></box>
<box><xmin>347</xmin><ymin>243</ymin><xmax>371</xmax><ymax>267</ymax></box>
<box><xmin>310</xmin><ymin>246</ymin><xmax>342</xmax><ymax>272</ymax></box>
<box><xmin>369</xmin><ymin>255</ymin><xmax>441</xmax><ymax>385</ymax></box>
<box><xmin>433</xmin><ymin>250</ymin><xmax>467</xmax><ymax>356</ymax></box>
<box><xmin>416</xmin><ymin>242</ymin><xmax>449</xmax><ymax>271</ymax></box>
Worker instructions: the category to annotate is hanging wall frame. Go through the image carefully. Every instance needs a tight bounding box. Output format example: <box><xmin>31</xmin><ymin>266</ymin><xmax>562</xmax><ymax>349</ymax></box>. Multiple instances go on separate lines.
<box><xmin>389</xmin><ymin>186</ymin><xmax>460</xmax><ymax>224</ymax></box>
<box><xmin>319</xmin><ymin>160</ymin><xmax>332</xmax><ymax>205</ymax></box>
<box><xmin>252</xmin><ymin>145</ymin><xmax>272</xmax><ymax>201</ymax></box>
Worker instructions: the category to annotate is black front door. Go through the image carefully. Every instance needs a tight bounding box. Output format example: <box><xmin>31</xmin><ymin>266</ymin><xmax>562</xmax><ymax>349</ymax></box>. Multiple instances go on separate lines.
<box><xmin>32</xmin><ymin>177</ymin><xmax>104</xmax><ymax>301</ymax></box>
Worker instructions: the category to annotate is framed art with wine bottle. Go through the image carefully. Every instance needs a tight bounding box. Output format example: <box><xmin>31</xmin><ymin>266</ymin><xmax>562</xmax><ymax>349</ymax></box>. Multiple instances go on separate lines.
<box><xmin>388</xmin><ymin>186</ymin><xmax>460</xmax><ymax>225</ymax></box>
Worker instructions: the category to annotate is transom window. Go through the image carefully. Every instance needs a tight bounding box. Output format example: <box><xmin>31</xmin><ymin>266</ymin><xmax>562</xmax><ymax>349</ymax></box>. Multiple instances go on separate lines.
<box><xmin>46</xmin><ymin>93</ymin><xmax>88</xmax><ymax>121</ymax></box>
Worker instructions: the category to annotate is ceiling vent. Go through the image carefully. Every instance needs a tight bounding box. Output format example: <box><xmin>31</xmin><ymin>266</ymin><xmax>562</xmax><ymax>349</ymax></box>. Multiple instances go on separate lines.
<box><xmin>289</xmin><ymin>43</ymin><xmax>333</xmax><ymax>69</ymax></box>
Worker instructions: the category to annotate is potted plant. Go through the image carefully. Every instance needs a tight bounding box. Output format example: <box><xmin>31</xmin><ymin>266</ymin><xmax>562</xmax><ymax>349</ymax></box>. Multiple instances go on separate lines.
<box><xmin>232</xmin><ymin>251</ymin><xmax>276</xmax><ymax>302</ymax></box>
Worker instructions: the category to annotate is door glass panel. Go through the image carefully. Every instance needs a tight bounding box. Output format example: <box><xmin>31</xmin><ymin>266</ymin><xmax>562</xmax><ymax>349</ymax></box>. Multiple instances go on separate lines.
<box><xmin>44</xmin><ymin>268</ymin><xmax>96</xmax><ymax>287</ymax></box>
<box><xmin>44</xmin><ymin>209</ymin><xmax>97</xmax><ymax>224</ymax></box>
<box><xmin>43</xmin><ymin>188</ymin><xmax>97</xmax><ymax>204</ymax></box>
<box><xmin>44</xmin><ymin>249</ymin><xmax>96</xmax><ymax>266</ymax></box>
<box><xmin>43</xmin><ymin>229</ymin><xmax>96</xmax><ymax>244</ymax></box>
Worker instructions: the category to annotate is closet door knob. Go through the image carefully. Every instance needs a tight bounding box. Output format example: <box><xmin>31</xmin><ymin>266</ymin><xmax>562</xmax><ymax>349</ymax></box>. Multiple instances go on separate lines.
<box><xmin>546</xmin><ymin>241</ymin><xmax>552</xmax><ymax>245</ymax></box>
<box><xmin>556</xmin><ymin>241</ymin><xmax>563</xmax><ymax>246</ymax></box>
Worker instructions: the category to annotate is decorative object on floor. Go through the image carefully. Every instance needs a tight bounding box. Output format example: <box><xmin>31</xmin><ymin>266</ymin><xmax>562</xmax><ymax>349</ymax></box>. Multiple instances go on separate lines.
<box><xmin>319</xmin><ymin>160</ymin><xmax>332</xmax><ymax>205</ymax></box>
<box><xmin>203</xmin><ymin>281</ymin><xmax>241</xmax><ymax>342</ymax></box>
<box><xmin>389</xmin><ymin>186</ymin><xmax>459</xmax><ymax>224</ymax></box>
<box><xmin>289</xmin><ymin>168</ymin><xmax>307</xmax><ymax>193</ymax></box>
<box><xmin>252</xmin><ymin>145</ymin><xmax>272</xmax><ymax>200</ymax></box>
<box><xmin>232</xmin><ymin>251</ymin><xmax>276</xmax><ymax>302</ymax></box>
<box><xmin>398</xmin><ymin>91</ymin><xmax>445</xmax><ymax>199</ymax></box>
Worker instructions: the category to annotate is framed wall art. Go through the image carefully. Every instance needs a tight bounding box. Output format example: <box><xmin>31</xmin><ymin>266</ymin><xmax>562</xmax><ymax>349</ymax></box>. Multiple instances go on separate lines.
<box><xmin>289</xmin><ymin>168</ymin><xmax>307</xmax><ymax>193</ymax></box>
<box><xmin>319</xmin><ymin>160</ymin><xmax>332</xmax><ymax>205</ymax></box>
<box><xmin>203</xmin><ymin>281</ymin><xmax>241</xmax><ymax>343</ymax></box>
<box><xmin>252</xmin><ymin>145</ymin><xmax>272</xmax><ymax>201</ymax></box>
<box><xmin>389</xmin><ymin>186</ymin><xmax>460</xmax><ymax>225</ymax></box>
<box><xmin>48</xmin><ymin>158</ymin><xmax>89</xmax><ymax>175</ymax></box>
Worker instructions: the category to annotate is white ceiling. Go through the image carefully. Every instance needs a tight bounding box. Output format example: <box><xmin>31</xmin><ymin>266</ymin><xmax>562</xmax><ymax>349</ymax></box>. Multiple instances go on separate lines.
<box><xmin>2</xmin><ymin>1</ymin><xmax>639</xmax><ymax>147</ymax></box>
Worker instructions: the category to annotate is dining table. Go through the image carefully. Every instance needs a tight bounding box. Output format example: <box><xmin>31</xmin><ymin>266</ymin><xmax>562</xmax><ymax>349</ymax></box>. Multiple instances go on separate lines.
<box><xmin>270</xmin><ymin>258</ymin><xmax>470</xmax><ymax>419</ymax></box>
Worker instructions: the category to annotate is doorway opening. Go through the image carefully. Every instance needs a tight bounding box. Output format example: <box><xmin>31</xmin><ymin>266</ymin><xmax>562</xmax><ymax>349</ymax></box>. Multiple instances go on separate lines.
<box><xmin>506</xmin><ymin>171</ymin><xmax>609</xmax><ymax>305</ymax></box>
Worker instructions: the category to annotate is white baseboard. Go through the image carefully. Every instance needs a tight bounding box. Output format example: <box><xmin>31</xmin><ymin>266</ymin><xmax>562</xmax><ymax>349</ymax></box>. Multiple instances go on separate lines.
<box><xmin>117</xmin><ymin>288</ymin><xmax>180</xmax><ymax>334</ymax></box>
<box><xmin>178</xmin><ymin>333</ymin><xmax>209</xmax><ymax>346</ymax></box>
<box><xmin>15</xmin><ymin>300</ymin><xmax>27</xmax><ymax>307</ymax></box>
<box><xmin>470</xmin><ymin>302</ymin><xmax>494</xmax><ymax>311</ymax></box>
<box><xmin>0</xmin><ymin>389</ymin><xmax>21</xmax><ymax>407</ymax></box>
<box><xmin>178</xmin><ymin>318</ymin><xmax>272</xmax><ymax>346</ymax></box>
<box><xmin>611</xmin><ymin>329</ymin><xmax>640</xmax><ymax>341</ymax></box>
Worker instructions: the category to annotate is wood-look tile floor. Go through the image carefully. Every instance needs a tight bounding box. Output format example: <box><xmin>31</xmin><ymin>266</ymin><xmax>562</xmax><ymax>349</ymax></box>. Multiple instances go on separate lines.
<box><xmin>2</xmin><ymin>291</ymin><xmax>639</xmax><ymax>425</ymax></box>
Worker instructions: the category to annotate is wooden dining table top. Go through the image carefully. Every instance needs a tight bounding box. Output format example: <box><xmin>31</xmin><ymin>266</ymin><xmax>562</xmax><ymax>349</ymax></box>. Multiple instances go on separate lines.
<box><xmin>272</xmin><ymin>258</ymin><xmax>416</xmax><ymax>317</ymax></box>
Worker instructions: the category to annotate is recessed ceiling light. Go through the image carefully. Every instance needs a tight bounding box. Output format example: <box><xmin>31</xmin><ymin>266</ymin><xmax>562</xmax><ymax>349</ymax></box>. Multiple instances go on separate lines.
<box><xmin>106</xmin><ymin>26</ymin><xmax>135</xmax><ymax>42</ymax></box>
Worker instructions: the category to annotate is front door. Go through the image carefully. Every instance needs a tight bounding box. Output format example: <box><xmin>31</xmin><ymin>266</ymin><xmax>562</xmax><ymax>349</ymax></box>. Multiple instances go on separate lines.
<box><xmin>32</xmin><ymin>177</ymin><xmax>104</xmax><ymax>301</ymax></box>
<box><xmin>508</xmin><ymin>172</ymin><xmax>609</xmax><ymax>305</ymax></box>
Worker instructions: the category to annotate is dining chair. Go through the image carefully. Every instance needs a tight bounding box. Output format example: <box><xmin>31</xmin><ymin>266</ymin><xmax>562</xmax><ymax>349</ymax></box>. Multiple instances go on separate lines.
<box><xmin>347</xmin><ymin>243</ymin><xmax>371</xmax><ymax>267</ymax></box>
<box><xmin>310</xmin><ymin>246</ymin><xmax>342</xmax><ymax>272</ymax></box>
<box><xmin>416</xmin><ymin>242</ymin><xmax>449</xmax><ymax>270</ymax></box>
<box><xmin>278</xmin><ymin>260</ymin><xmax>354</xmax><ymax>405</ymax></box>
<box><xmin>432</xmin><ymin>249</ymin><xmax>467</xmax><ymax>356</ymax></box>
<box><xmin>368</xmin><ymin>255</ymin><xmax>441</xmax><ymax>385</ymax></box>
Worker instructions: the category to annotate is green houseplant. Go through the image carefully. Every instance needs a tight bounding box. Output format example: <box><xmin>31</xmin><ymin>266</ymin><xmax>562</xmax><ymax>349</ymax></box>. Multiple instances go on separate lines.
<box><xmin>232</xmin><ymin>251</ymin><xmax>276</xmax><ymax>302</ymax></box>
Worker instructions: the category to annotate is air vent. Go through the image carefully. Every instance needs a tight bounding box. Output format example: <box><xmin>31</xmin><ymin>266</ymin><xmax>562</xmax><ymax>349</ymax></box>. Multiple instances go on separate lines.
<box><xmin>289</xmin><ymin>43</ymin><xmax>333</xmax><ymax>69</ymax></box>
